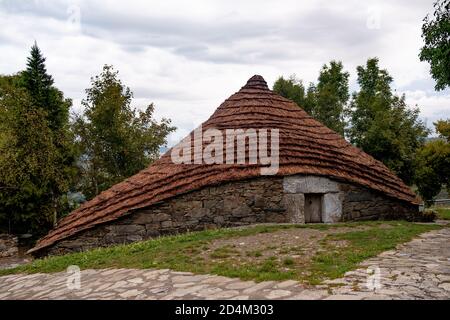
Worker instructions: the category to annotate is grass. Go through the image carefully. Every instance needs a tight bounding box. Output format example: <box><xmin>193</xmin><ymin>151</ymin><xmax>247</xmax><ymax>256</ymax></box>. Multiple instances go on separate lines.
<box><xmin>0</xmin><ymin>220</ymin><xmax>443</xmax><ymax>284</ymax></box>
<box><xmin>246</xmin><ymin>250</ymin><xmax>262</xmax><ymax>257</ymax></box>
<box><xmin>434</xmin><ymin>207</ymin><xmax>450</xmax><ymax>220</ymax></box>
<box><xmin>305</xmin><ymin>221</ymin><xmax>442</xmax><ymax>284</ymax></box>
<box><xmin>283</xmin><ymin>257</ymin><xmax>295</xmax><ymax>266</ymax></box>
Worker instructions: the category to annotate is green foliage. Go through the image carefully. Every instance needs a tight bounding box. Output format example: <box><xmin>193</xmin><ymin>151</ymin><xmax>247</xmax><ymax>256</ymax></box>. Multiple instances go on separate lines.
<box><xmin>0</xmin><ymin>79</ymin><xmax>58</xmax><ymax>234</ymax></box>
<box><xmin>314</xmin><ymin>61</ymin><xmax>349</xmax><ymax>135</ymax></box>
<box><xmin>0</xmin><ymin>44</ymin><xmax>77</xmax><ymax>234</ymax></box>
<box><xmin>273</xmin><ymin>75</ymin><xmax>314</xmax><ymax>114</ymax></box>
<box><xmin>347</xmin><ymin>58</ymin><xmax>429</xmax><ymax>184</ymax></box>
<box><xmin>21</xmin><ymin>42</ymin><xmax>71</xmax><ymax>131</ymax></box>
<box><xmin>273</xmin><ymin>61</ymin><xmax>349</xmax><ymax>136</ymax></box>
<box><xmin>419</xmin><ymin>0</ymin><xmax>450</xmax><ymax>91</ymax></box>
<box><xmin>414</xmin><ymin>120</ymin><xmax>450</xmax><ymax>204</ymax></box>
<box><xmin>435</xmin><ymin>119</ymin><xmax>450</xmax><ymax>141</ymax></box>
<box><xmin>434</xmin><ymin>207</ymin><xmax>450</xmax><ymax>220</ymax></box>
<box><xmin>73</xmin><ymin>65</ymin><xmax>175</xmax><ymax>200</ymax></box>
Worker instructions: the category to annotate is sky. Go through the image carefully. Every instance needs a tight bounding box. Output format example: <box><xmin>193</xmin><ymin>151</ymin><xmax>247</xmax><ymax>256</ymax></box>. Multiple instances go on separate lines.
<box><xmin>1</xmin><ymin>0</ymin><xmax>449</xmax><ymax>145</ymax></box>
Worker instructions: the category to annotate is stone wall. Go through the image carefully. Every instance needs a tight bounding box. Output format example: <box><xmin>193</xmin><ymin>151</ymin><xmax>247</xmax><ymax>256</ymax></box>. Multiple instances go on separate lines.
<box><xmin>42</xmin><ymin>175</ymin><xmax>418</xmax><ymax>256</ymax></box>
<box><xmin>283</xmin><ymin>176</ymin><xmax>343</xmax><ymax>223</ymax></box>
<box><xmin>0</xmin><ymin>234</ymin><xmax>19</xmax><ymax>258</ymax></box>
<box><xmin>45</xmin><ymin>177</ymin><xmax>287</xmax><ymax>255</ymax></box>
<box><xmin>340</xmin><ymin>183</ymin><xmax>418</xmax><ymax>221</ymax></box>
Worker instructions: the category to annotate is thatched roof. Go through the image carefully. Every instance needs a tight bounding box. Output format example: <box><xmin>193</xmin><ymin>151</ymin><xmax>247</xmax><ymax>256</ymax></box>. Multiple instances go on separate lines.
<box><xmin>29</xmin><ymin>75</ymin><xmax>418</xmax><ymax>254</ymax></box>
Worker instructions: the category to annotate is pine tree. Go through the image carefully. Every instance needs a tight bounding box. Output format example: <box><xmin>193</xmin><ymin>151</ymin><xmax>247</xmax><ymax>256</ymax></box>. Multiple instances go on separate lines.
<box><xmin>21</xmin><ymin>42</ymin><xmax>70</xmax><ymax>132</ymax></box>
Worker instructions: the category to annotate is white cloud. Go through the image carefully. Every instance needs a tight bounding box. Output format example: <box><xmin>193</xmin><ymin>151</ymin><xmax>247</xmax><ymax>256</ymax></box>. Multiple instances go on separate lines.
<box><xmin>0</xmin><ymin>0</ymin><xmax>448</xmax><ymax>145</ymax></box>
<box><xmin>403</xmin><ymin>90</ymin><xmax>450</xmax><ymax>132</ymax></box>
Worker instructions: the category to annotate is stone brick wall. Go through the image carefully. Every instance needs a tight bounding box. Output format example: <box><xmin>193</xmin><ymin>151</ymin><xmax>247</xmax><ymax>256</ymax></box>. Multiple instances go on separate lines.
<box><xmin>0</xmin><ymin>234</ymin><xmax>19</xmax><ymax>258</ymax></box>
<box><xmin>340</xmin><ymin>183</ymin><xmax>418</xmax><ymax>221</ymax></box>
<box><xmin>45</xmin><ymin>177</ymin><xmax>287</xmax><ymax>255</ymax></box>
<box><xmin>42</xmin><ymin>175</ymin><xmax>418</xmax><ymax>256</ymax></box>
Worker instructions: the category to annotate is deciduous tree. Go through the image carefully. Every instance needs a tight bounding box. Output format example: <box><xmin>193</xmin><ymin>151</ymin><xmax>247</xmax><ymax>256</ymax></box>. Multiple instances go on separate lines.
<box><xmin>347</xmin><ymin>58</ymin><xmax>429</xmax><ymax>184</ymax></box>
<box><xmin>314</xmin><ymin>61</ymin><xmax>349</xmax><ymax>135</ymax></box>
<box><xmin>0</xmin><ymin>78</ymin><xmax>65</xmax><ymax>234</ymax></box>
<box><xmin>0</xmin><ymin>43</ymin><xmax>77</xmax><ymax>234</ymax></box>
<box><xmin>419</xmin><ymin>0</ymin><xmax>450</xmax><ymax>91</ymax></box>
<box><xmin>415</xmin><ymin>119</ymin><xmax>450</xmax><ymax>204</ymax></box>
<box><xmin>73</xmin><ymin>65</ymin><xmax>176</xmax><ymax>200</ymax></box>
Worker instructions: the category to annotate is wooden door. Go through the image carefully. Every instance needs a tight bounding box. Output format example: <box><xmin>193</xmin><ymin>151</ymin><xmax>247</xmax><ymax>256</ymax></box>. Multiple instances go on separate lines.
<box><xmin>305</xmin><ymin>194</ymin><xmax>323</xmax><ymax>223</ymax></box>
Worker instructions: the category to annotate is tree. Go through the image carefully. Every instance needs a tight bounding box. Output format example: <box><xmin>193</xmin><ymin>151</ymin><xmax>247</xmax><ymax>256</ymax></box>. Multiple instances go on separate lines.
<box><xmin>347</xmin><ymin>58</ymin><xmax>429</xmax><ymax>184</ymax></box>
<box><xmin>273</xmin><ymin>62</ymin><xmax>349</xmax><ymax>136</ymax></box>
<box><xmin>273</xmin><ymin>75</ymin><xmax>315</xmax><ymax>114</ymax></box>
<box><xmin>415</xmin><ymin>119</ymin><xmax>450</xmax><ymax>204</ymax></box>
<box><xmin>21</xmin><ymin>42</ymin><xmax>70</xmax><ymax>131</ymax></box>
<box><xmin>73</xmin><ymin>65</ymin><xmax>175</xmax><ymax>200</ymax></box>
<box><xmin>419</xmin><ymin>0</ymin><xmax>450</xmax><ymax>91</ymax></box>
<box><xmin>20</xmin><ymin>43</ymin><xmax>76</xmax><ymax>226</ymax></box>
<box><xmin>0</xmin><ymin>77</ymin><xmax>64</xmax><ymax>234</ymax></box>
<box><xmin>0</xmin><ymin>44</ymin><xmax>77</xmax><ymax>234</ymax></box>
<box><xmin>314</xmin><ymin>61</ymin><xmax>349</xmax><ymax>135</ymax></box>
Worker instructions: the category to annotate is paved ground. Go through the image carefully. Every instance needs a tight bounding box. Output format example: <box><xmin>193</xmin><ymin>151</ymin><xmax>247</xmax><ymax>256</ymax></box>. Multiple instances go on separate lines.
<box><xmin>0</xmin><ymin>227</ymin><xmax>449</xmax><ymax>300</ymax></box>
<box><xmin>0</xmin><ymin>257</ymin><xmax>32</xmax><ymax>271</ymax></box>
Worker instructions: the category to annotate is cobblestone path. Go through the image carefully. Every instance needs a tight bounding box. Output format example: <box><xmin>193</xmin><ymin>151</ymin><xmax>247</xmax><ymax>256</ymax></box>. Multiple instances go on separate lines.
<box><xmin>1</xmin><ymin>228</ymin><xmax>449</xmax><ymax>300</ymax></box>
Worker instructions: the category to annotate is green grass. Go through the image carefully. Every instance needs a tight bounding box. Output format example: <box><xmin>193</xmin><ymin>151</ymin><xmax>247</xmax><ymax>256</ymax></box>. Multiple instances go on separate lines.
<box><xmin>435</xmin><ymin>207</ymin><xmax>450</xmax><ymax>220</ymax></box>
<box><xmin>0</xmin><ymin>220</ymin><xmax>442</xmax><ymax>284</ymax></box>
<box><xmin>246</xmin><ymin>250</ymin><xmax>262</xmax><ymax>257</ymax></box>
<box><xmin>283</xmin><ymin>257</ymin><xmax>295</xmax><ymax>266</ymax></box>
<box><xmin>0</xmin><ymin>223</ymin><xmax>336</xmax><ymax>277</ymax></box>
<box><xmin>306</xmin><ymin>221</ymin><xmax>442</xmax><ymax>284</ymax></box>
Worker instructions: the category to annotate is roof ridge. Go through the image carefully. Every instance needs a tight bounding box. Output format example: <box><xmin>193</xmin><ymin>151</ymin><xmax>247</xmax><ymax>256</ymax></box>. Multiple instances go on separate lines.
<box><xmin>241</xmin><ymin>75</ymin><xmax>269</xmax><ymax>90</ymax></box>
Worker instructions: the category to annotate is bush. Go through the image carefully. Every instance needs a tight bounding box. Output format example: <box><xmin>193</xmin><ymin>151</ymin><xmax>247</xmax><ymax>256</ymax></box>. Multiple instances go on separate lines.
<box><xmin>406</xmin><ymin>209</ymin><xmax>437</xmax><ymax>222</ymax></box>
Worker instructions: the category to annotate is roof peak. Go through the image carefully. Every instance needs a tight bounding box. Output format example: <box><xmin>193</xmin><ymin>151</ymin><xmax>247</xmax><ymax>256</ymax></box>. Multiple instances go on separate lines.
<box><xmin>241</xmin><ymin>75</ymin><xmax>269</xmax><ymax>90</ymax></box>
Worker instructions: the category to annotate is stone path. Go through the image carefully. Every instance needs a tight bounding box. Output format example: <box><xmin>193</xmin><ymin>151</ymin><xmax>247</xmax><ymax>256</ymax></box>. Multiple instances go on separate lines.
<box><xmin>1</xmin><ymin>228</ymin><xmax>449</xmax><ymax>300</ymax></box>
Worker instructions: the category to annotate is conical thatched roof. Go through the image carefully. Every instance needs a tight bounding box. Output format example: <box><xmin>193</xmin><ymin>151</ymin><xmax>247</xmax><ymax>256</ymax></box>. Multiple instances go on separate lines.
<box><xmin>29</xmin><ymin>75</ymin><xmax>418</xmax><ymax>254</ymax></box>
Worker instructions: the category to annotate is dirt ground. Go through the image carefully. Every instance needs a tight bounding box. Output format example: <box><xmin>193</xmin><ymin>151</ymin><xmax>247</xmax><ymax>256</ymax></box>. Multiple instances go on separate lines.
<box><xmin>199</xmin><ymin>225</ymin><xmax>375</xmax><ymax>270</ymax></box>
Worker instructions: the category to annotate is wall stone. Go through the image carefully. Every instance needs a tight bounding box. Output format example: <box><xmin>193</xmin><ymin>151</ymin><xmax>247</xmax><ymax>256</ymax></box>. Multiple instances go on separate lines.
<box><xmin>283</xmin><ymin>175</ymin><xmax>343</xmax><ymax>223</ymax></box>
<box><xmin>42</xmin><ymin>175</ymin><xmax>418</xmax><ymax>256</ymax></box>
<box><xmin>46</xmin><ymin>177</ymin><xmax>287</xmax><ymax>255</ymax></box>
<box><xmin>322</xmin><ymin>192</ymin><xmax>343</xmax><ymax>223</ymax></box>
<box><xmin>284</xmin><ymin>193</ymin><xmax>305</xmax><ymax>223</ymax></box>
<box><xmin>0</xmin><ymin>234</ymin><xmax>19</xmax><ymax>258</ymax></box>
<box><xmin>283</xmin><ymin>176</ymin><xmax>340</xmax><ymax>194</ymax></box>
<box><xmin>340</xmin><ymin>183</ymin><xmax>418</xmax><ymax>221</ymax></box>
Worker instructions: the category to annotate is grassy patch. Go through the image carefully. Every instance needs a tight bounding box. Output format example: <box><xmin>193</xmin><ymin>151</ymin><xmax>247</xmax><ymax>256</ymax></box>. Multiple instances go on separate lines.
<box><xmin>0</xmin><ymin>223</ymin><xmax>337</xmax><ymax>277</ymax></box>
<box><xmin>283</xmin><ymin>257</ymin><xmax>295</xmax><ymax>266</ymax></box>
<box><xmin>246</xmin><ymin>250</ymin><xmax>262</xmax><ymax>257</ymax></box>
<box><xmin>435</xmin><ymin>207</ymin><xmax>450</xmax><ymax>220</ymax></box>
<box><xmin>0</xmin><ymin>221</ymin><xmax>441</xmax><ymax>285</ymax></box>
<box><xmin>210</xmin><ymin>245</ymin><xmax>239</xmax><ymax>259</ymax></box>
<box><xmin>305</xmin><ymin>221</ymin><xmax>441</xmax><ymax>284</ymax></box>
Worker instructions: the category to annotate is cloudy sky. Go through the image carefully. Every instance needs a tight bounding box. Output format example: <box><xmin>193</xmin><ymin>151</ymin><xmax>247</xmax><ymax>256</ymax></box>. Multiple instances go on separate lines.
<box><xmin>1</xmin><ymin>0</ymin><xmax>448</xmax><ymax>144</ymax></box>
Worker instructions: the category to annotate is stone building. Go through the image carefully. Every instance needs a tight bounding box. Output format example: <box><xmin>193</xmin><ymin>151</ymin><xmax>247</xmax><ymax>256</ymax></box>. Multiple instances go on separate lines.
<box><xmin>29</xmin><ymin>75</ymin><xmax>419</xmax><ymax>256</ymax></box>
